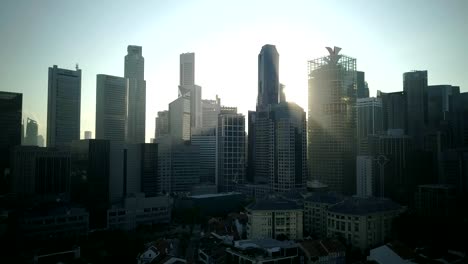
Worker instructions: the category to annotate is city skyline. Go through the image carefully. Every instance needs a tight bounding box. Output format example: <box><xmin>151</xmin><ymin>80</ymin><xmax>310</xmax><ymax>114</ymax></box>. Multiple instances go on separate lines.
<box><xmin>1</xmin><ymin>0</ymin><xmax>467</xmax><ymax>143</ymax></box>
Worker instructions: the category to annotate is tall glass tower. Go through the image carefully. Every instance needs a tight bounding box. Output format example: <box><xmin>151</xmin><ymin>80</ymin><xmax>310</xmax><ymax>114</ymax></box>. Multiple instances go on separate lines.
<box><xmin>125</xmin><ymin>45</ymin><xmax>146</xmax><ymax>143</ymax></box>
<box><xmin>257</xmin><ymin>44</ymin><xmax>279</xmax><ymax>110</ymax></box>
<box><xmin>308</xmin><ymin>47</ymin><xmax>357</xmax><ymax>194</ymax></box>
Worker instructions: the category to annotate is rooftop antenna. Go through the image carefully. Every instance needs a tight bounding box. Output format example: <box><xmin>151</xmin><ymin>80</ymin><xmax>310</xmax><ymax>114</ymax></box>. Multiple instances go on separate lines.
<box><xmin>75</xmin><ymin>63</ymin><xmax>79</xmax><ymax>70</ymax></box>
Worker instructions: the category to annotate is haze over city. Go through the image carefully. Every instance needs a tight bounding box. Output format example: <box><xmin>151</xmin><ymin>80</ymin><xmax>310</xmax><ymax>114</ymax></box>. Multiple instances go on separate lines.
<box><xmin>1</xmin><ymin>0</ymin><xmax>467</xmax><ymax>142</ymax></box>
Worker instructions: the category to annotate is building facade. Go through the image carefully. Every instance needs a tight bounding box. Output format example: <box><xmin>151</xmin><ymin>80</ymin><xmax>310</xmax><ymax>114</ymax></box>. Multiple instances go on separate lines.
<box><xmin>47</xmin><ymin>65</ymin><xmax>81</xmax><ymax>147</ymax></box>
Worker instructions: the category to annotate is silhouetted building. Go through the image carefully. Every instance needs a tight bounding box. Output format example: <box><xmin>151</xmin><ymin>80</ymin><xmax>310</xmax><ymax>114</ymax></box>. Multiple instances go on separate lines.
<box><xmin>378</xmin><ymin>90</ymin><xmax>407</xmax><ymax>132</ymax></box>
<box><xmin>125</xmin><ymin>45</ymin><xmax>146</xmax><ymax>143</ymax></box>
<box><xmin>11</xmin><ymin>146</ymin><xmax>71</xmax><ymax>202</ymax></box>
<box><xmin>356</xmin><ymin>155</ymin><xmax>374</xmax><ymax>197</ymax></box>
<box><xmin>192</xmin><ymin>128</ymin><xmax>217</xmax><ymax>184</ymax></box>
<box><xmin>414</xmin><ymin>184</ymin><xmax>456</xmax><ymax>217</ymax></box>
<box><xmin>357</xmin><ymin>97</ymin><xmax>383</xmax><ymax>154</ymax></box>
<box><xmin>257</xmin><ymin>44</ymin><xmax>280</xmax><ymax>110</ymax></box>
<box><xmin>95</xmin><ymin>74</ymin><xmax>128</xmax><ymax>144</ymax></box>
<box><xmin>37</xmin><ymin>135</ymin><xmax>45</xmax><ymax>147</ymax></box>
<box><xmin>47</xmin><ymin>65</ymin><xmax>81</xmax><ymax>147</ymax></box>
<box><xmin>217</xmin><ymin>108</ymin><xmax>245</xmax><ymax>192</ymax></box>
<box><xmin>451</xmin><ymin>92</ymin><xmax>468</xmax><ymax>147</ymax></box>
<box><xmin>140</xmin><ymin>143</ymin><xmax>159</xmax><ymax>197</ymax></box>
<box><xmin>247</xmin><ymin>110</ymin><xmax>257</xmax><ymax>183</ymax></box>
<box><xmin>439</xmin><ymin>148</ymin><xmax>468</xmax><ymax>194</ymax></box>
<box><xmin>24</xmin><ymin>118</ymin><xmax>38</xmax><ymax>146</ymax></box>
<box><xmin>403</xmin><ymin>70</ymin><xmax>428</xmax><ymax>150</ymax></box>
<box><xmin>356</xmin><ymin>71</ymin><xmax>369</xmax><ymax>98</ymax></box>
<box><xmin>70</xmin><ymin>140</ymin><xmax>124</xmax><ymax>228</ymax></box>
<box><xmin>279</xmin><ymin>83</ymin><xmax>286</xmax><ymax>103</ymax></box>
<box><xmin>0</xmin><ymin>91</ymin><xmax>22</xmax><ymax>194</ymax></box>
<box><xmin>308</xmin><ymin>47</ymin><xmax>357</xmax><ymax>194</ymax></box>
<box><xmin>155</xmin><ymin>110</ymin><xmax>169</xmax><ymax>140</ymax></box>
<box><xmin>178</xmin><ymin>53</ymin><xmax>202</xmax><ymax>130</ymax></box>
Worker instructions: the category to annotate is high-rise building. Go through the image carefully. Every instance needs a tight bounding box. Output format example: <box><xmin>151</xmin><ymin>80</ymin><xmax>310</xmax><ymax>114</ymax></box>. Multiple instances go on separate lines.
<box><xmin>84</xmin><ymin>131</ymin><xmax>92</xmax><ymax>139</ymax></box>
<box><xmin>140</xmin><ymin>143</ymin><xmax>158</xmax><ymax>197</ymax></box>
<box><xmin>0</xmin><ymin>91</ymin><xmax>22</xmax><ymax>193</ymax></box>
<box><xmin>356</xmin><ymin>71</ymin><xmax>369</xmax><ymax>98</ymax></box>
<box><xmin>47</xmin><ymin>65</ymin><xmax>81</xmax><ymax>147</ymax></box>
<box><xmin>169</xmin><ymin>94</ymin><xmax>191</xmax><ymax>141</ymax></box>
<box><xmin>96</xmin><ymin>74</ymin><xmax>128</xmax><ymax>144</ymax></box>
<box><xmin>201</xmin><ymin>96</ymin><xmax>221</xmax><ymax>129</ymax></box>
<box><xmin>71</xmin><ymin>139</ymin><xmax>124</xmax><ymax>228</ymax></box>
<box><xmin>308</xmin><ymin>47</ymin><xmax>357</xmax><ymax>194</ymax></box>
<box><xmin>125</xmin><ymin>45</ymin><xmax>146</xmax><ymax>143</ymax></box>
<box><xmin>357</xmin><ymin>97</ymin><xmax>383</xmax><ymax>154</ymax></box>
<box><xmin>11</xmin><ymin>146</ymin><xmax>70</xmax><ymax>202</ymax></box>
<box><xmin>403</xmin><ymin>70</ymin><xmax>428</xmax><ymax>150</ymax></box>
<box><xmin>178</xmin><ymin>53</ymin><xmax>202</xmax><ymax>130</ymax></box>
<box><xmin>452</xmin><ymin>93</ymin><xmax>468</xmax><ymax>148</ymax></box>
<box><xmin>37</xmin><ymin>135</ymin><xmax>45</xmax><ymax>147</ymax></box>
<box><xmin>356</xmin><ymin>155</ymin><xmax>374</xmax><ymax>197</ymax></box>
<box><xmin>24</xmin><ymin>118</ymin><xmax>38</xmax><ymax>146</ymax></box>
<box><xmin>247</xmin><ymin>111</ymin><xmax>257</xmax><ymax>183</ymax></box>
<box><xmin>257</xmin><ymin>44</ymin><xmax>279</xmax><ymax>110</ymax></box>
<box><xmin>378</xmin><ymin>91</ymin><xmax>407</xmax><ymax>132</ymax></box>
<box><xmin>155</xmin><ymin>111</ymin><xmax>169</xmax><ymax>140</ymax></box>
<box><xmin>192</xmin><ymin>128</ymin><xmax>217</xmax><ymax>184</ymax></box>
<box><xmin>217</xmin><ymin>108</ymin><xmax>246</xmax><ymax>192</ymax></box>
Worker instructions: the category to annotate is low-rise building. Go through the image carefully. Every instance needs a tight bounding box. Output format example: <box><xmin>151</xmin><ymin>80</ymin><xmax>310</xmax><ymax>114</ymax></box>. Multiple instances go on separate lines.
<box><xmin>107</xmin><ymin>193</ymin><xmax>171</xmax><ymax>231</ymax></box>
<box><xmin>225</xmin><ymin>239</ymin><xmax>300</xmax><ymax>264</ymax></box>
<box><xmin>246</xmin><ymin>197</ymin><xmax>303</xmax><ymax>240</ymax></box>
<box><xmin>327</xmin><ymin>196</ymin><xmax>402</xmax><ymax>250</ymax></box>
<box><xmin>303</xmin><ymin>192</ymin><xmax>344</xmax><ymax>238</ymax></box>
<box><xmin>299</xmin><ymin>239</ymin><xmax>346</xmax><ymax>264</ymax></box>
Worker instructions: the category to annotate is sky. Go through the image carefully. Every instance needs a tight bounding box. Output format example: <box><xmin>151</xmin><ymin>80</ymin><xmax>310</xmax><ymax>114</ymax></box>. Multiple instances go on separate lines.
<box><xmin>1</xmin><ymin>0</ymin><xmax>467</xmax><ymax>143</ymax></box>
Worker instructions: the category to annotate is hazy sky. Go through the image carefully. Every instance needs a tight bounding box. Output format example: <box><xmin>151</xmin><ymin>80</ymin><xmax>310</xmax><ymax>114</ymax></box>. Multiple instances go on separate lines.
<box><xmin>1</xmin><ymin>0</ymin><xmax>467</xmax><ymax>142</ymax></box>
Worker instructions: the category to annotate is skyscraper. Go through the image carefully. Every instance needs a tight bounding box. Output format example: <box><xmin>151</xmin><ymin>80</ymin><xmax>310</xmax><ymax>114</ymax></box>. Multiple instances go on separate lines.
<box><xmin>217</xmin><ymin>108</ymin><xmax>246</xmax><ymax>192</ymax></box>
<box><xmin>169</xmin><ymin>94</ymin><xmax>191</xmax><ymax>141</ymax></box>
<box><xmin>403</xmin><ymin>70</ymin><xmax>428</xmax><ymax>150</ymax></box>
<box><xmin>356</xmin><ymin>97</ymin><xmax>383</xmax><ymax>154</ymax></box>
<box><xmin>308</xmin><ymin>47</ymin><xmax>357</xmax><ymax>194</ymax></box>
<box><xmin>47</xmin><ymin>65</ymin><xmax>81</xmax><ymax>147</ymax></box>
<box><xmin>155</xmin><ymin>110</ymin><xmax>169</xmax><ymax>140</ymax></box>
<box><xmin>0</xmin><ymin>91</ymin><xmax>22</xmax><ymax>193</ymax></box>
<box><xmin>84</xmin><ymin>131</ymin><xmax>92</xmax><ymax>140</ymax></box>
<box><xmin>201</xmin><ymin>96</ymin><xmax>221</xmax><ymax>129</ymax></box>
<box><xmin>125</xmin><ymin>45</ymin><xmax>146</xmax><ymax>143</ymax></box>
<box><xmin>378</xmin><ymin>90</ymin><xmax>407</xmax><ymax>132</ymax></box>
<box><xmin>24</xmin><ymin>118</ymin><xmax>39</xmax><ymax>146</ymax></box>
<box><xmin>356</xmin><ymin>71</ymin><xmax>369</xmax><ymax>98</ymax></box>
<box><xmin>178</xmin><ymin>53</ymin><xmax>202</xmax><ymax>130</ymax></box>
<box><xmin>95</xmin><ymin>74</ymin><xmax>128</xmax><ymax>144</ymax></box>
<box><xmin>192</xmin><ymin>128</ymin><xmax>217</xmax><ymax>184</ymax></box>
<box><xmin>257</xmin><ymin>44</ymin><xmax>279</xmax><ymax>110</ymax></box>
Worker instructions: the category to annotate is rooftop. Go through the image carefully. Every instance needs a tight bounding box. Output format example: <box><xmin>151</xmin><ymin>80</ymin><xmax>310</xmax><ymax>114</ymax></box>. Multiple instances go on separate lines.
<box><xmin>235</xmin><ymin>238</ymin><xmax>297</xmax><ymax>250</ymax></box>
<box><xmin>247</xmin><ymin>197</ymin><xmax>302</xmax><ymax>211</ymax></box>
<box><xmin>304</xmin><ymin>192</ymin><xmax>344</xmax><ymax>205</ymax></box>
<box><xmin>328</xmin><ymin>196</ymin><xmax>401</xmax><ymax>215</ymax></box>
<box><xmin>300</xmin><ymin>239</ymin><xmax>345</xmax><ymax>258</ymax></box>
<box><xmin>188</xmin><ymin>192</ymin><xmax>242</xmax><ymax>199</ymax></box>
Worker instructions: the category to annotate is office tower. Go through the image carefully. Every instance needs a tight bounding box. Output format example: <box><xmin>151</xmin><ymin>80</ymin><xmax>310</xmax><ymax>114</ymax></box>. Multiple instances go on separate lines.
<box><xmin>403</xmin><ymin>70</ymin><xmax>428</xmax><ymax>150</ymax></box>
<box><xmin>141</xmin><ymin>143</ymin><xmax>158</xmax><ymax>197</ymax></box>
<box><xmin>21</xmin><ymin>120</ymin><xmax>25</xmax><ymax>145</ymax></box>
<box><xmin>96</xmin><ymin>74</ymin><xmax>128</xmax><ymax>144</ymax></box>
<box><xmin>308</xmin><ymin>46</ymin><xmax>357</xmax><ymax>194</ymax></box>
<box><xmin>11</xmin><ymin>146</ymin><xmax>70</xmax><ymax>202</ymax></box>
<box><xmin>155</xmin><ymin>111</ymin><xmax>169</xmax><ymax>140</ymax></box>
<box><xmin>378</xmin><ymin>91</ymin><xmax>407</xmax><ymax>132</ymax></box>
<box><xmin>171</xmin><ymin>141</ymin><xmax>200</xmax><ymax>193</ymax></box>
<box><xmin>217</xmin><ymin>108</ymin><xmax>246</xmax><ymax>192</ymax></box>
<box><xmin>47</xmin><ymin>65</ymin><xmax>81</xmax><ymax>147</ymax></box>
<box><xmin>169</xmin><ymin>94</ymin><xmax>191</xmax><ymax>140</ymax></box>
<box><xmin>0</xmin><ymin>91</ymin><xmax>22</xmax><ymax>193</ymax></box>
<box><xmin>125</xmin><ymin>144</ymin><xmax>142</xmax><ymax>195</ymax></box>
<box><xmin>356</xmin><ymin>156</ymin><xmax>374</xmax><ymax>197</ymax></box>
<box><xmin>414</xmin><ymin>184</ymin><xmax>457</xmax><ymax>217</ymax></box>
<box><xmin>192</xmin><ymin>128</ymin><xmax>217</xmax><ymax>184</ymax></box>
<box><xmin>202</xmin><ymin>96</ymin><xmax>221</xmax><ymax>129</ymax></box>
<box><xmin>84</xmin><ymin>131</ymin><xmax>92</xmax><ymax>139</ymax></box>
<box><xmin>452</xmin><ymin>92</ymin><xmax>468</xmax><ymax>147</ymax></box>
<box><xmin>254</xmin><ymin>102</ymin><xmax>307</xmax><ymax>193</ymax></box>
<box><xmin>427</xmin><ymin>85</ymin><xmax>460</xmax><ymax>129</ymax></box>
<box><xmin>24</xmin><ymin>118</ymin><xmax>39</xmax><ymax>146</ymax></box>
<box><xmin>71</xmin><ymin>139</ymin><xmax>124</xmax><ymax>228</ymax></box>
<box><xmin>356</xmin><ymin>97</ymin><xmax>383</xmax><ymax>154</ymax></box>
<box><xmin>125</xmin><ymin>45</ymin><xmax>146</xmax><ymax>143</ymax></box>
<box><xmin>37</xmin><ymin>135</ymin><xmax>45</xmax><ymax>147</ymax></box>
<box><xmin>439</xmin><ymin>148</ymin><xmax>468</xmax><ymax>194</ymax></box>
<box><xmin>247</xmin><ymin>111</ymin><xmax>257</xmax><ymax>183</ymax></box>
<box><xmin>257</xmin><ymin>44</ymin><xmax>280</xmax><ymax>110</ymax></box>
<box><xmin>356</xmin><ymin>71</ymin><xmax>369</xmax><ymax>98</ymax></box>
<box><xmin>178</xmin><ymin>53</ymin><xmax>202</xmax><ymax>129</ymax></box>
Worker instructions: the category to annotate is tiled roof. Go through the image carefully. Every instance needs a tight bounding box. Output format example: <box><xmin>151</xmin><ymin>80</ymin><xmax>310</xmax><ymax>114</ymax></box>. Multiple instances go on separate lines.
<box><xmin>328</xmin><ymin>196</ymin><xmax>401</xmax><ymax>215</ymax></box>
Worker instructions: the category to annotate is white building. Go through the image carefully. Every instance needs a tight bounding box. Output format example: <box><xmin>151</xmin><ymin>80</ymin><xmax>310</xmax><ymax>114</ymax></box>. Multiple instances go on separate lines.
<box><xmin>96</xmin><ymin>74</ymin><xmax>128</xmax><ymax>144</ymax></box>
<box><xmin>108</xmin><ymin>193</ymin><xmax>171</xmax><ymax>231</ymax></box>
<box><xmin>303</xmin><ymin>192</ymin><xmax>344</xmax><ymax>238</ymax></box>
<box><xmin>47</xmin><ymin>65</ymin><xmax>81</xmax><ymax>147</ymax></box>
<box><xmin>169</xmin><ymin>95</ymin><xmax>191</xmax><ymax>141</ymax></box>
<box><xmin>246</xmin><ymin>197</ymin><xmax>303</xmax><ymax>240</ymax></box>
<box><xmin>202</xmin><ymin>96</ymin><xmax>221</xmax><ymax>129</ymax></box>
<box><xmin>179</xmin><ymin>53</ymin><xmax>202</xmax><ymax>130</ymax></box>
<box><xmin>356</xmin><ymin>155</ymin><xmax>374</xmax><ymax>197</ymax></box>
<box><xmin>327</xmin><ymin>196</ymin><xmax>402</xmax><ymax>250</ymax></box>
